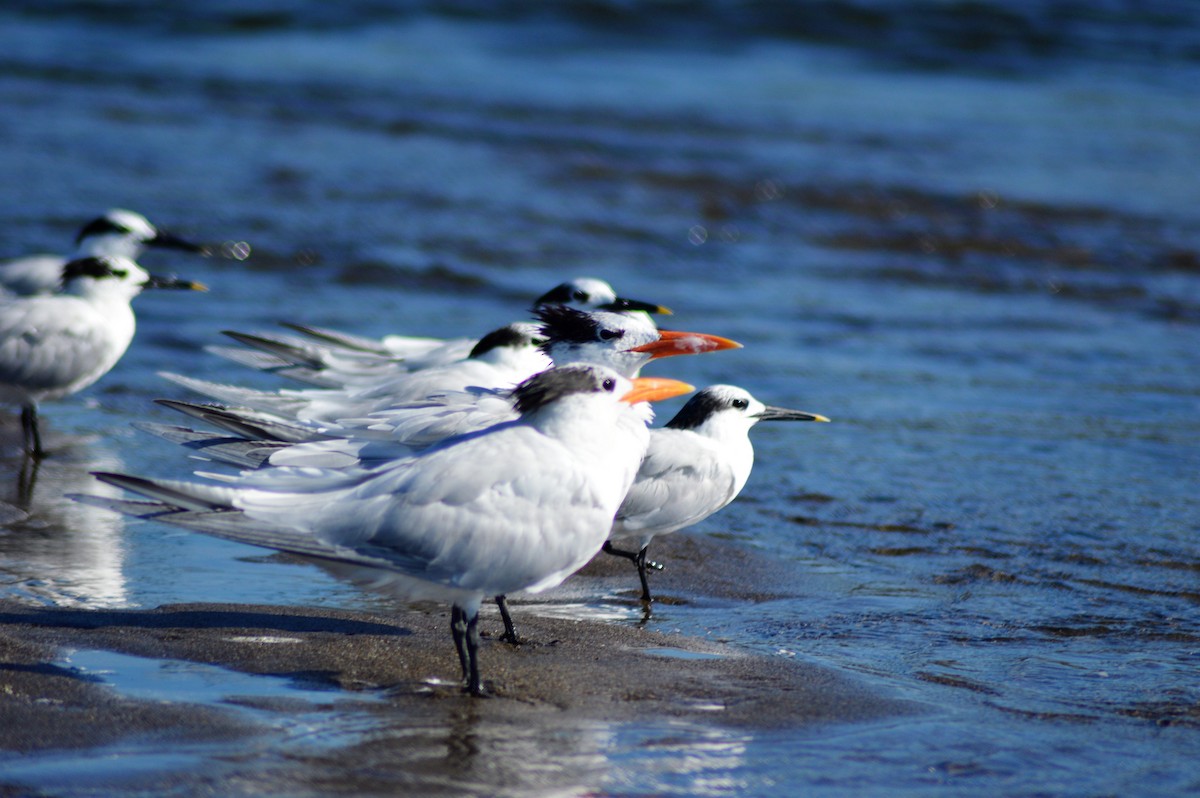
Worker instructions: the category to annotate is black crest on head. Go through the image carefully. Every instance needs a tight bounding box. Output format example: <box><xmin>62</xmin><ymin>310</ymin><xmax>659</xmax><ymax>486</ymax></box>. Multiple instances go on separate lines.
<box><xmin>513</xmin><ymin>367</ymin><xmax>613</xmax><ymax>415</ymax></box>
<box><xmin>533</xmin><ymin>282</ymin><xmax>589</xmax><ymax>308</ymax></box>
<box><xmin>61</xmin><ymin>257</ymin><xmax>126</xmax><ymax>287</ymax></box>
<box><xmin>665</xmin><ymin>389</ymin><xmax>730</xmax><ymax>430</ymax></box>
<box><xmin>534</xmin><ymin>305</ymin><xmax>624</xmax><ymax>356</ymax></box>
<box><xmin>74</xmin><ymin>216</ymin><xmax>132</xmax><ymax>246</ymax></box>
<box><xmin>469</xmin><ymin>325</ymin><xmax>544</xmax><ymax>359</ymax></box>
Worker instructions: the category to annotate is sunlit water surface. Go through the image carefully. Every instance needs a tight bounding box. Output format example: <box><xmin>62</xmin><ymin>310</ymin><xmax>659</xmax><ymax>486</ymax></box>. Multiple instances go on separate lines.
<box><xmin>0</xmin><ymin>2</ymin><xmax>1197</xmax><ymax>795</ymax></box>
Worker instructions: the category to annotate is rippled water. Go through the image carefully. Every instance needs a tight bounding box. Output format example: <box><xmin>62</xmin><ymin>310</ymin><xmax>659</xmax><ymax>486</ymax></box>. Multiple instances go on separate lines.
<box><xmin>1</xmin><ymin>2</ymin><xmax>1198</xmax><ymax>795</ymax></box>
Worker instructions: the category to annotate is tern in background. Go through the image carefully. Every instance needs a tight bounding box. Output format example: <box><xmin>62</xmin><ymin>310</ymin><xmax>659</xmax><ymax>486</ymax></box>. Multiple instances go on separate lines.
<box><xmin>207</xmin><ymin>276</ymin><xmax>672</xmax><ymax>388</ymax></box>
<box><xmin>0</xmin><ymin>209</ymin><xmax>206</xmax><ymax>298</ymax></box>
<box><xmin>0</xmin><ymin>255</ymin><xmax>206</xmax><ymax>458</ymax></box>
<box><xmin>606</xmin><ymin>385</ymin><xmax>829</xmax><ymax>602</ymax></box>
<box><xmin>153</xmin><ymin>305</ymin><xmax>740</xmax><ymax>455</ymax></box>
<box><xmin>74</xmin><ymin>365</ymin><xmax>694</xmax><ymax>696</ymax></box>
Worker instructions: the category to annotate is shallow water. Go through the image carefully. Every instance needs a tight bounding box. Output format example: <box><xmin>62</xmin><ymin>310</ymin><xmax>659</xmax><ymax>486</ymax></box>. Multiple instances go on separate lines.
<box><xmin>1</xmin><ymin>1</ymin><xmax>1198</xmax><ymax>795</ymax></box>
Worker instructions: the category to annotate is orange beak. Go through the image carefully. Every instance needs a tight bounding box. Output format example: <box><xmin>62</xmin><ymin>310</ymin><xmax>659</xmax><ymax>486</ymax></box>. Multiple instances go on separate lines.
<box><xmin>621</xmin><ymin>377</ymin><xmax>695</xmax><ymax>405</ymax></box>
<box><xmin>628</xmin><ymin>329</ymin><xmax>742</xmax><ymax>360</ymax></box>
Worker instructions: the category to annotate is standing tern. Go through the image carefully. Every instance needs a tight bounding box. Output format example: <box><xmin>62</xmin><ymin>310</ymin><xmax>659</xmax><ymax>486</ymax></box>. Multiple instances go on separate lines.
<box><xmin>606</xmin><ymin>385</ymin><xmax>829</xmax><ymax>602</ymax></box>
<box><xmin>0</xmin><ymin>255</ymin><xmax>206</xmax><ymax>458</ymax></box>
<box><xmin>0</xmin><ymin>209</ymin><xmax>206</xmax><ymax>297</ymax></box>
<box><xmin>74</xmin><ymin>365</ymin><xmax>694</xmax><ymax>696</ymax></box>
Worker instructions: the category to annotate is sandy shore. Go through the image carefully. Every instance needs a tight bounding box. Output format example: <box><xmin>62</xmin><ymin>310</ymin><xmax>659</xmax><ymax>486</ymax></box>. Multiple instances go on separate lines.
<box><xmin>0</xmin><ymin>535</ymin><xmax>919</xmax><ymax>792</ymax></box>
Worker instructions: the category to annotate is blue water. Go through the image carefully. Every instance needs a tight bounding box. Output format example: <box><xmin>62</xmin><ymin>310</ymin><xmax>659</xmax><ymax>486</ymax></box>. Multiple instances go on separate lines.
<box><xmin>1</xmin><ymin>1</ymin><xmax>1198</xmax><ymax>795</ymax></box>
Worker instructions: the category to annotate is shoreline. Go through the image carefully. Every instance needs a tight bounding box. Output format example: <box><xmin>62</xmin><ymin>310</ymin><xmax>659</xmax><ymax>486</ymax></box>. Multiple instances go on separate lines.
<box><xmin>0</xmin><ymin>535</ymin><xmax>920</xmax><ymax>766</ymax></box>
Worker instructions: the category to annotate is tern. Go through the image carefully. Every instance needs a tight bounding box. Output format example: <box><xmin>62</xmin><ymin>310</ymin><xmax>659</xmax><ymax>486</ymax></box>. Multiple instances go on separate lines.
<box><xmin>0</xmin><ymin>255</ymin><xmax>206</xmax><ymax>458</ymax></box>
<box><xmin>0</xmin><ymin>209</ymin><xmax>205</xmax><ymax>297</ymax></box>
<box><xmin>157</xmin><ymin>303</ymin><xmax>739</xmax><ymax>441</ymax></box>
<box><xmin>74</xmin><ymin>365</ymin><xmax>694</xmax><ymax>696</ymax></box>
<box><xmin>150</xmin><ymin>306</ymin><xmax>742</xmax><ymax>468</ymax></box>
<box><xmin>140</xmin><ymin>306</ymin><xmax>741</xmax><ymax>644</ymax></box>
<box><xmin>606</xmin><ymin>385</ymin><xmax>829</xmax><ymax>602</ymax></box>
<box><xmin>207</xmin><ymin>277</ymin><xmax>672</xmax><ymax>388</ymax></box>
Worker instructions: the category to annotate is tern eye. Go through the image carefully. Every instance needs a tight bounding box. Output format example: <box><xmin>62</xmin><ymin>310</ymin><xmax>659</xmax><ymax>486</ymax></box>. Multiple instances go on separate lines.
<box><xmin>732</xmin><ymin>398</ymin><xmax>750</xmax><ymax>410</ymax></box>
<box><xmin>573</xmin><ymin>290</ymin><xmax>589</xmax><ymax>302</ymax></box>
<box><xmin>111</xmin><ymin>269</ymin><xmax>128</xmax><ymax>279</ymax></box>
<box><xmin>598</xmin><ymin>328</ymin><xmax>621</xmax><ymax>341</ymax></box>
<box><xmin>601</xmin><ymin>378</ymin><xmax>616</xmax><ymax>392</ymax></box>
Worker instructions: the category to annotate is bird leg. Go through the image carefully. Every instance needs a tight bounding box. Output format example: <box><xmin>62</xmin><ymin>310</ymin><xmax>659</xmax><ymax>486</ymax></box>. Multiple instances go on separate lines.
<box><xmin>451</xmin><ymin>606</ymin><xmax>470</xmax><ymax>683</ymax></box>
<box><xmin>450</xmin><ymin>605</ymin><xmax>485</xmax><ymax>696</ymax></box>
<box><xmin>20</xmin><ymin>403</ymin><xmax>44</xmax><ymax>460</ymax></box>
<box><xmin>634</xmin><ymin>546</ymin><xmax>653</xmax><ymax>603</ymax></box>
<box><xmin>494</xmin><ymin>594</ymin><xmax>521</xmax><ymax>645</ymax></box>
<box><xmin>17</xmin><ymin>453</ymin><xmax>41</xmax><ymax>507</ymax></box>
<box><xmin>601</xmin><ymin>541</ymin><xmax>664</xmax><ymax>602</ymax></box>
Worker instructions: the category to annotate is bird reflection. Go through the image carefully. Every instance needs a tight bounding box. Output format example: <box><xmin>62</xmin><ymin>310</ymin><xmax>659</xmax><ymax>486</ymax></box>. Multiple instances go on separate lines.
<box><xmin>0</xmin><ymin>426</ymin><xmax>130</xmax><ymax>607</ymax></box>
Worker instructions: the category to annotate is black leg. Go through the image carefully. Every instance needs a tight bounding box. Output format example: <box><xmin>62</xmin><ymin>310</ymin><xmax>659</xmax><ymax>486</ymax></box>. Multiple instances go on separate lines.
<box><xmin>17</xmin><ymin>453</ymin><xmax>41</xmax><ymax>507</ymax></box>
<box><xmin>495</xmin><ymin>594</ymin><xmax>520</xmax><ymax>645</ymax></box>
<box><xmin>635</xmin><ymin>546</ymin><xmax>653</xmax><ymax>603</ymax></box>
<box><xmin>451</xmin><ymin>606</ymin><xmax>470</xmax><ymax>684</ymax></box>
<box><xmin>464</xmin><ymin>610</ymin><xmax>484</xmax><ymax>697</ymax></box>
<box><xmin>602</xmin><ymin>540</ymin><xmax>639</xmax><ymax>563</ymax></box>
<box><xmin>21</xmin><ymin>403</ymin><xmax>44</xmax><ymax>460</ymax></box>
<box><xmin>602</xmin><ymin>541</ymin><xmax>663</xmax><ymax>602</ymax></box>
<box><xmin>450</xmin><ymin>605</ymin><xmax>486</xmax><ymax>696</ymax></box>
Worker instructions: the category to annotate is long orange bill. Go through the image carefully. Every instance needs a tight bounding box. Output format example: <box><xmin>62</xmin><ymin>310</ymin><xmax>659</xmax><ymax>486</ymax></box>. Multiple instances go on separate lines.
<box><xmin>621</xmin><ymin>377</ymin><xmax>695</xmax><ymax>405</ymax></box>
<box><xmin>628</xmin><ymin>329</ymin><xmax>742</xmax><ymax>359</ymax></box>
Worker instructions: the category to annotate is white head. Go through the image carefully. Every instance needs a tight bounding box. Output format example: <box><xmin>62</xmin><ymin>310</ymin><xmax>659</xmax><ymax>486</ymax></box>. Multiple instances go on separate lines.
<box><xmin>535</xmin><ymin>305</ymin><xmax>741</xmax><ymax>378</ymax></box>
<box><xmin>74</xmin><ymin>209</ymin><xmax>204</xmax><ymax>260</ymax></box>
<box><xmin>664</xmin><ymin>385</ymin><xmax>829</xmax><ymax>439</ymax></box>
<box><xmin>512</xmin><ymin>364</ymin><xmax>692</xmax><ymax>438</ymax></box>
<box><xmin>466</xmin><ymin>322</ymin><xmax>552</xmax><ymax>372</ymax></box>
<box><xmin>532</xmin><ymin>277</ymin><xmax>671</xmax><ymax>317</ymax></box>
<box><xmin>60</xmin><ymin>255</ymin><xmax>207</xmax><ymax>302</ymax></box>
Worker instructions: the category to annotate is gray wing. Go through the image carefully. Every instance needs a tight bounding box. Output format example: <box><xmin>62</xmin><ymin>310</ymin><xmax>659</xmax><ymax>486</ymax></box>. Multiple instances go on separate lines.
<box><xmin>0</xmin><ymin>255</ymin><xmax>66</xmax><ymax>296</ymax></box>
<box><xmin>0</xmin><ymin>298</ymin><xmax>124</xmax><ymax>396</ymax></box>
<box><xmin>70</xmin><ymin>492</ymin><xmax>445</xmax><ymax>579</ymax></box>
<box><xmin>613</xmin><ymin>431</ymin><xmax>738</xmax><ymax>538</ymax></box>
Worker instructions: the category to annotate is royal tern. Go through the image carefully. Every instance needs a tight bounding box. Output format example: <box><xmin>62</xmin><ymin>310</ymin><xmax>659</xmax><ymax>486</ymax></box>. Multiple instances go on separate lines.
<box><xmin>151</xmin><ymin>307</ymin><xmax>741</xmax><ymax>468</ymax></box>
<box><xmin>606</xmin><ymin>385</ymin><xmax>829</xmax><ymax>601</ymax></box>
<box><xmin>0</xmin><ymin>209</ymin><xmax>205</xmax><ymax>297</ymax></box>
<box><xmin>207</xmin><ymin>277</ymin><xmax>672</xmax><ymax>387</ymax></box>
<box><xmin>75</xmin><ymin>365</ymin><xmax>694</xmax><ymax>695</ymax></box>
<box><xmin>0</xmin><ymin>255</ymin><xmax>206</xmax><ymax>458</ymax></box>
<box><xmin>163</xmin><ymin>321</ymin><xmax>551</xmax><ymax>425</ymax></box>
<box><xmin>141</xmin><ymin>306</ymin><xmax>740</xmax><ymax>644</ymax></box>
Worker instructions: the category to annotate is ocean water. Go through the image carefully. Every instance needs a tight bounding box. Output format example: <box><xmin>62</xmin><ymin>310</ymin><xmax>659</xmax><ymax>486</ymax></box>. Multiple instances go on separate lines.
<box><xmin>0</xmin><ymin>1</ymin><xmax>1198</xmax><ymax>795</ymax></box>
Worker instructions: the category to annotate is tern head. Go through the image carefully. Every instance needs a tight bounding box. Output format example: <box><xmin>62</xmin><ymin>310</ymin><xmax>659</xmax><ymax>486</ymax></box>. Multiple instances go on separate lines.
<box><xmin>61</xmin><ymin>256</ymin><xmax>208</xmax><ymax>300</ymax></box>
<box><xmin>469</xmin><ymin>322</ymin><xmax>548</xmax><ymax>360</ymax></box>
<box><xmin>665</xmin><ymin>385</ymin><xmax>829</xmax><ymax>436</ymax></box>
<box><xmin>467</xmin><ymin>322</ymin><xmax>552</xmax><ymax>372</ymax></box>
<box><xmin>532</xmin><ymin>277</ymin><xmax>671</xmax><ymax>316</ymax></box>
<box><xmin>535</xmin><ymin>305</ymin><xmax>740</xmax><ymax>377</ymax></box>
<box><xmin>74</xmin><ymin>209</ymin><xmax>206</xmax><ymax>259</ymax></box>
<box><xmin>513</xmin><ymin>364</ymin><xmax>693</xmax><ymax>419</ymax></box>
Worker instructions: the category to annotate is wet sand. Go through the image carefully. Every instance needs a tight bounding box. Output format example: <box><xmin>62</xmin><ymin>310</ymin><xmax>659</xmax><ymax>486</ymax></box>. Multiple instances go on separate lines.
<box><xmin>0</xmin><ymin>534</ymin><xmax>919</xmax><ymax>792</ymax></box>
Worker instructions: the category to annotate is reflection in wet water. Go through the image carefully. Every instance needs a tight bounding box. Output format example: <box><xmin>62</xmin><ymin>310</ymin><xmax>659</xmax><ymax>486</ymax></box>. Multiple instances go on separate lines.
<box><xmin>227</xmin><ymin>701</ymin><xmax>753</xmax><ymax>797</ymax></box>
<box><xmin>0</xmin><ymin>433</ymin><xmax>129</xmax><ymax>608</ymax></box>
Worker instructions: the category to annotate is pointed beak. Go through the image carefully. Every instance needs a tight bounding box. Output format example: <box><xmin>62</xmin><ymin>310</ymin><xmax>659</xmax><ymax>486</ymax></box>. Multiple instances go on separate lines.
<box><xmin>621</xmin><ymin>377</ymin><xmax>694</xmax><ymax>405</ymax></box>
<box><xmin>143</xmin><ymin>273</ymin><xmax>208</xmax><ymax>291</ymax></box>
<box><xmin>150</xmin><ymin>230</ymin><xmax>207</xmax><ymax>254</ymax></box>
<box><xmin>756</xmin><ymin>405</ymin><xmax>830</xmax><ymax>423</ymax></box>
<box><xmin>598</xmin><ymin>297</ymin><xmax>674</xmax><ymax>315</ymax></box>
<box><xmin>628</xmin><ymin>329</ymin><xmax>743</xmax><ymax>359</ymax></box>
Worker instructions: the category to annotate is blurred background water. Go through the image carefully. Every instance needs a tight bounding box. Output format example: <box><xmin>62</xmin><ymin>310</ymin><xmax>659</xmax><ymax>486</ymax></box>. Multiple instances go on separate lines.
<box><xmin>0</xmin><ymin>1</ymin><xmax>1197</xmax><ymax>795</ymax></box>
